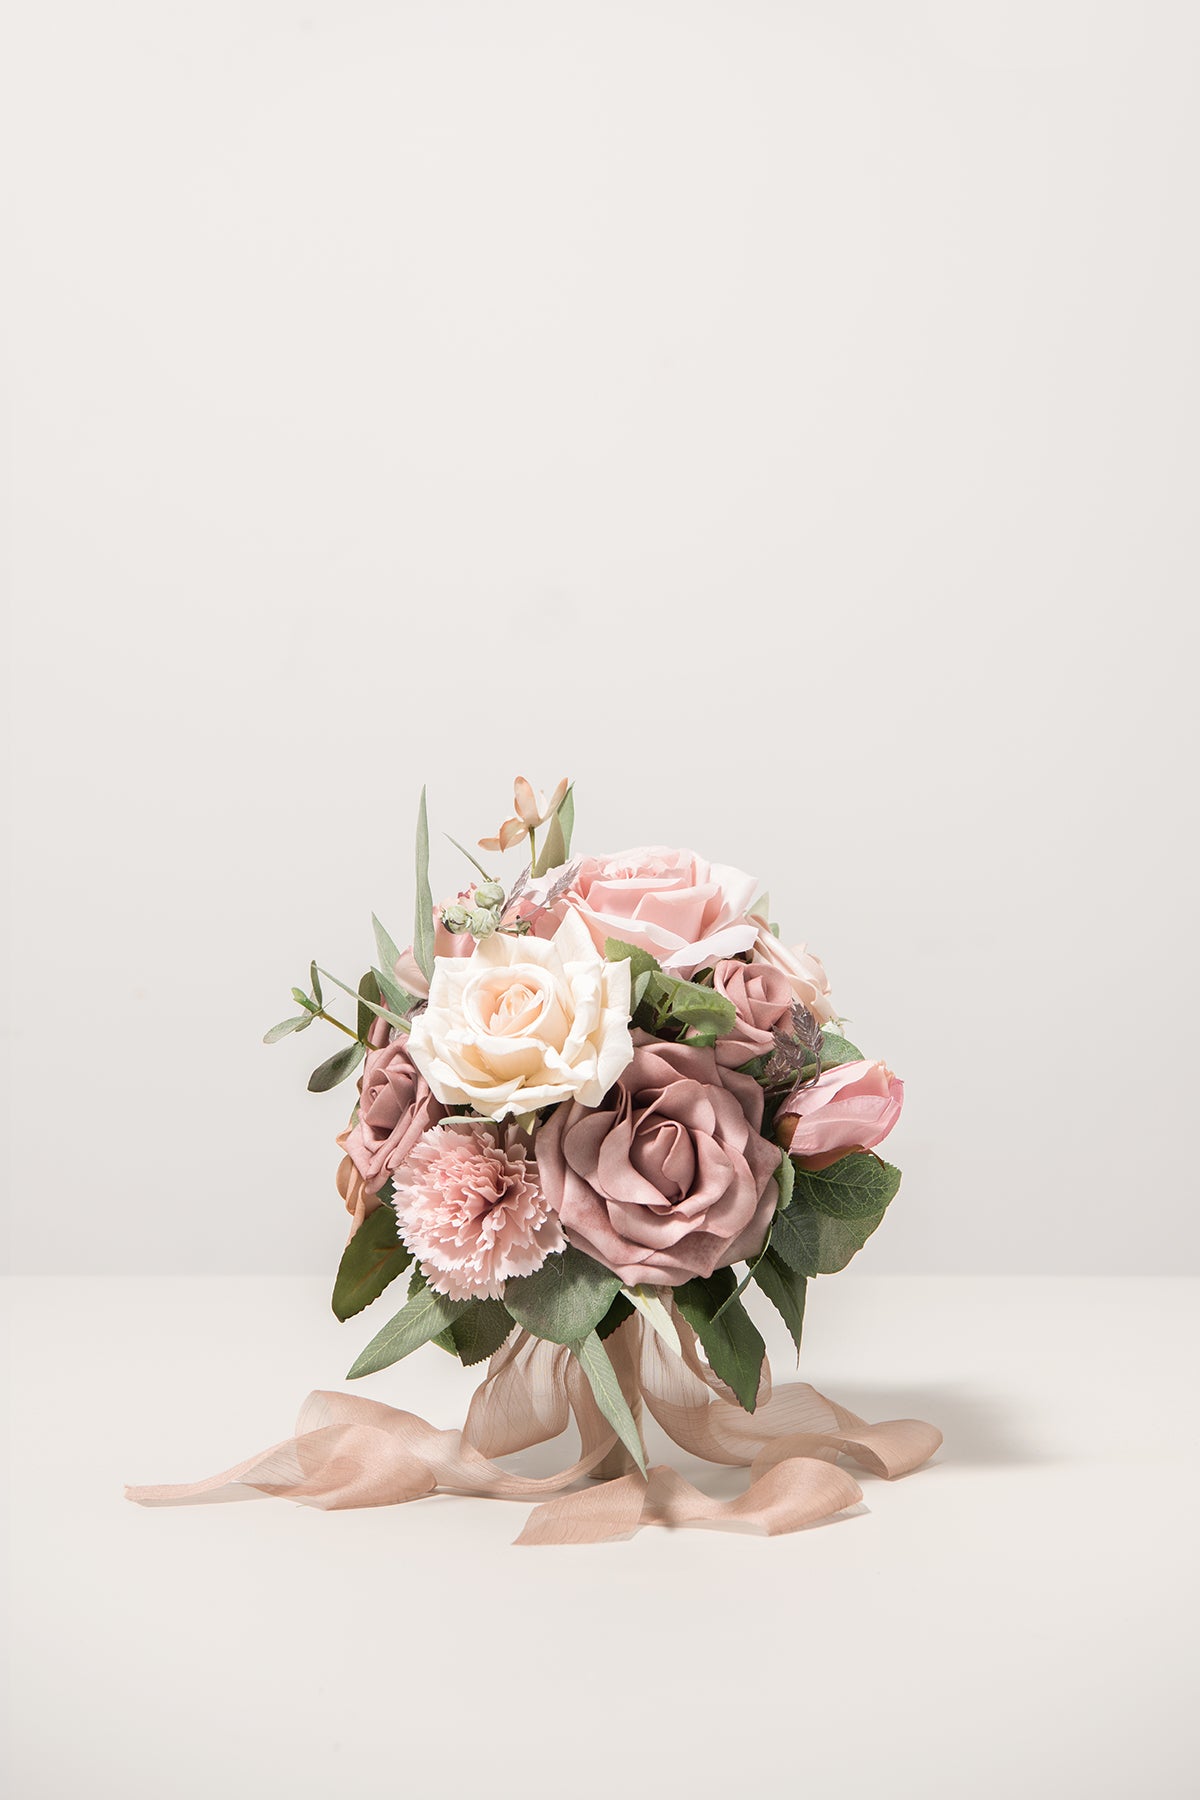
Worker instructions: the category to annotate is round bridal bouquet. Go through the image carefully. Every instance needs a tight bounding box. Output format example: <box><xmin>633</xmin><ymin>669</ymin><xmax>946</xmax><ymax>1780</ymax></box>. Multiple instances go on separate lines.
<box><xmin>265</xmin><ymin>778</ymin><xmax>907</xmax><ymax>1453</ymax></box>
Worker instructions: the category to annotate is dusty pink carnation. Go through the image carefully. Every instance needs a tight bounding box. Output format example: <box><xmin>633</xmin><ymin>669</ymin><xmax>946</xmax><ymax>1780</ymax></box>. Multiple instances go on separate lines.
<box><xmin>393</xmin><ymin>1120</ymin><xmax>564</xmax><ymax>1301</ymax></box>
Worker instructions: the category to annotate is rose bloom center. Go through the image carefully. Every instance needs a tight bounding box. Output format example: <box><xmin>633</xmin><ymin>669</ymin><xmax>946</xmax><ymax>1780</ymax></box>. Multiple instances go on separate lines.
<box><xmin>463</xmin><ymin>966</ymin><xmax>569</xmax><ymax>1048</ymax></box>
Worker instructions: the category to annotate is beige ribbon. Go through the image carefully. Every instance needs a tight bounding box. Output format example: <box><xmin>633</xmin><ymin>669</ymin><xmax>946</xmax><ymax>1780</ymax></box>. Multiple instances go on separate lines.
<box><xmin>126</xmin><ymin>1316</ymin><xmax>941</xmax><ymax>1544</ymax></box>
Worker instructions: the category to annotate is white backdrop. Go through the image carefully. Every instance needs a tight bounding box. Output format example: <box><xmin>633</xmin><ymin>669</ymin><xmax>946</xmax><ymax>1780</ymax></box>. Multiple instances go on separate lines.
<box><xmin>3</xmin><ymin>1</ymin><xmax>1197</xmax><ymax>1276</ymax></box>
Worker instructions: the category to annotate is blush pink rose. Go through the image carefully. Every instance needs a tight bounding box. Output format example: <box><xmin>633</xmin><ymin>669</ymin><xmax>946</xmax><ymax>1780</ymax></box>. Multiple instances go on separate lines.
<box><xmin>748</xmin><ymin>915</ymin><xmax>837</xmax><ymax>1026</ymax></box>
<box><xmin>710</xmin><ymin>957</ymin><xmax>795</xmax><ymax>1068</ymax></box>
<box><xmin>536</xmin><ymin>1032</ymin><xmax>781</xmax><ymax>1286</ymax></box>
<box><xmin>527</xmin><ymin>846</ymin><xmax>760</xmax><ymax>974</ymax></box>
<box><xmin>342</xmin><ymin>1036</ymin><xmax>446</xmax><ymax>1195</ymax></box>
<box><xmin>776</xmin><ymin>1059</ymin><xmax>904</xmax><ymax>1170</ymax></box>
<box><xmin>394</xmin><ymin>892</ymin><xmax>476</xmax><ymax>997</ymax></box>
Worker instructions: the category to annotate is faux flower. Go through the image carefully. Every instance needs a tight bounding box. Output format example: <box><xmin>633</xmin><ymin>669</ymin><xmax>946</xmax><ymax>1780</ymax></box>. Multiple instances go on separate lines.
<box><xmin>342</xmin><ymin>1037</ymin><xmax>446</xmax><ymax>1194</ymax></box>
<box><xmin>536</xmin><ymin>1032</ymin><xmax>781</xmax><ymax>1286</ymax></box>
<box><xmin>394</xmin><ymin>893</ymin><xmax>477</xmax><ymax>998</ymax></box>
<box><xmin>393</xmin><ymin>1120</ymin><xmax>564</xmax><ymax>1300</ymax></box>
<box><xmin>336</xmin><ymin>1128</ymin><xmax>381</xmax><ymax>1238</ymax></box>
<box><xmin>405</xmin><ymin>909</ymin><xmax>634</xmax><ymax>1120</ymax></box>
<box><xmin>710</xmin><ymin>957</ymin><xmax>795</xmax><ymax>1068</ymax></box>
<box><xmin>748</xmin><ymin>914</ymin><xmax>837</xmax><ymax>1025</ymax></box>
<box><xmin>479</xmin><ymin>776</ymin><xmax>570</xmax><ymax>854</ymax></box>
<box><xmin>526</xmin><ymin>846</ymin><xmax>760</xmax><ymax>974</ymax></box>
<box><xmin>776</xmin><ymin>1059</ymin><xmax>904</xmax><ymax>1169</ymax></box>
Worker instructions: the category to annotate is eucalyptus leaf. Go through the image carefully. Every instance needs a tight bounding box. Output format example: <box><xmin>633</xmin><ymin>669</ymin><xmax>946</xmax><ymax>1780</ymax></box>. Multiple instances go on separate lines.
<box><xmin>372</xmin><ymin>965</ymin><xmax>420</xmax><ymax>1018</ymax></box>
<box><xmin>792</xmin><ymin>1154</ymin><xmax>902</xmax><ymax>1220</ymax></box>
<box><xmin>309</xmin><ymin>962</ymin><xmax>323</xmax><ymax>1006</ymax></box>
<box><xmin>571</xmin><ymin>1331</ymin><xmax>647</xmax><ymax>1475</ymax></box>
<box><xmin>674</xmin><ymin>1269</ymin><xmax>766</xmax><ymax>1413</ymax></box>
<box><xmin>503</xmin><ymin>1245</ymin><xmax>621</xmax><ymax>1346</ymax></box>
<box><xmin>372</xmin><ymin>914</ymin><xmax>405</xmax><ymax>982</ymax></box>
<box><xmin>557</xmin><ymin>785</ymin><xmax>575</xmax><ymax>858</ymax></box>
<box><xmin>307</xmin><ymin>1040</ymin><xmax>367</xmax><ymax>1093</ymax></box>
<box><xmin>292</xmin><ymin>988</ymin><xmax>320</xmax><ymax>1013</ymax></box>
<box><xmin>316</xmin><ymin>966</ymin><xmax>411</xmax><ymax>1034</ymax></box>
<box><xmin>752</xmin><ymin>1250</ymin><xmax>807</xmax><ymax>1355</ymax></box>
<box><xmin>532</xmin><ymin>807</ymin><xmax>567</xmax><ymax>878</ymax></box>
<box><xmin>445</xmin><ymin>835</ymin><xmax>494</xmax><ymax>882</ymax></box>
<box><xmin>263</xmin><ymin>1015</ymin><xmax>308</xmax><ymax>1045</ymax></box>
<box><xmin>413</xmin><ymin>785</ymin><xmax>435</xmax><ymax>985</ymax></box>
<box><xmin>356</xmin><ymin>971</ymin><xmax>381</xmax><ymax>1041</ymax></box>
<box><xmin>331</xmin><ymin>1203</ymin><xmax>411</xmax><ymax>1321</ymax></box>
<box><xmin>346</xmin><ymin>1279</ymin><xmax>464</xmax><ymax>1378</ymax></box>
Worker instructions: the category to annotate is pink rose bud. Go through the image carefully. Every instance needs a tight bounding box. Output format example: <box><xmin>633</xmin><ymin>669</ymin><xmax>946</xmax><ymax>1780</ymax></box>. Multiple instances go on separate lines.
<box><xmin>776</xmin><ymin>1059</ymin><xmax>904</xmax><ymax>1170</ymax></box>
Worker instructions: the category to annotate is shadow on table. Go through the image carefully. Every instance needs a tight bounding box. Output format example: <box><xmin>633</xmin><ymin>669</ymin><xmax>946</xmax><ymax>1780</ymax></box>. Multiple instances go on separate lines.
<box><xmin>829</xmin><ymin>1384</ymin><xmax>1049</xmax><ymax>1470</ymax></box>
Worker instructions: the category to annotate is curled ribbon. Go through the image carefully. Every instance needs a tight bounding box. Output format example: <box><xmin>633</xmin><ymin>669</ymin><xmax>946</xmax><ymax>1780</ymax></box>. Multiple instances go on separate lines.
<box><xmin>126</xmin><ymin>1316</ymin><xmax>941</xmax><ymax>1544</ymax></box>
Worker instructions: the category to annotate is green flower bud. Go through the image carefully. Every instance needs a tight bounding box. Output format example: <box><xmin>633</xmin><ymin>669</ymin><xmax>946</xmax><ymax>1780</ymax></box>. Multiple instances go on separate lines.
<box><xmin>474</xmin><ymin>881</ymin><xmax>506</xmax><ymax>910</ymax></box>
<box><xmin>441</xmin><ymin>903</ymin><xmax>471</xmax><ymax>934</ymax></box>
<box><xmin>467</xmin><ymin>908</ymin><xmax>498</xmax><ymax>938</ymax></box>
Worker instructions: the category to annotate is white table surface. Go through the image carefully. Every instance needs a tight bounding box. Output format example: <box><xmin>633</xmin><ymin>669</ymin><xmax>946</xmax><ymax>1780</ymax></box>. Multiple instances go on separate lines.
<box><xmin>3</xmin><ymin>1275</ymin><xmax>1196</xmax><ymax>1798</ymax></box>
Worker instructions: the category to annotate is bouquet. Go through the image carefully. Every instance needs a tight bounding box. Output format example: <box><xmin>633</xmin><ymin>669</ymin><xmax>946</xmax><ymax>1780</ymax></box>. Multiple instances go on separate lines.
<box><xmin>129</xmin><ymin>779</ymin><xmax>938</xmax><ymax>1542</ymax></box>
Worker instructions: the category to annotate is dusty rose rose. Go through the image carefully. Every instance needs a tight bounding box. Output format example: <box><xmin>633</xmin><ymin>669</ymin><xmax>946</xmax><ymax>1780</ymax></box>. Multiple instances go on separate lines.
<box><xmin>336</xmin><ymin>1129</ymin><xmax>380</xmax><ymax>1238</ymax></box>
<box><xmin>525</xmin><ymin>846</ymin><xmax>760</xmax><ymax>974</ymax></box>
<box><xmin>394</xmin><ymin>1120</ymin><xmax>564</xmax><ymax>1300</ymax></box>
<box><xmin>776</xmin><ymin>1059</ymin><xmax>904</xmax><ymax>1170</ymax></box>
<box><xmin>536</xmin><ymin>1032</ymin><xmax>781</xmax><ymax>1286</ymax></box>
<box><xmin>342</xmin><ymin>1037</ymin><xmax>445</xmax><ymax>1195</ymax></box>
<box><xmin>748</xmin><ymin>914</ymin><xmax>837</xmax><ymax>1025</ymax></box>
<box><xmin>710</xmin><ymin>957</ymin><xmax>795</xmax><ymax>1068</ymax></box>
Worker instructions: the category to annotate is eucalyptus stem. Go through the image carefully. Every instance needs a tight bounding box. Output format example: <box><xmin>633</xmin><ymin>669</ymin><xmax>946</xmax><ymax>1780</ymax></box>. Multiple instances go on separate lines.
<box><xmin>317</xmin><ymin>1010</ymin><xmax>361</xmax><ymax>1043</ymax></box>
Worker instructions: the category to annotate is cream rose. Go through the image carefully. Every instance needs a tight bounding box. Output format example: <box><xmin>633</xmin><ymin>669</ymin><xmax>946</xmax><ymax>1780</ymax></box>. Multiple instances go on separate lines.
<box><xmin>748</xmin><ymin>914</ymin><xmax>837</xmax><ymax>1025</ymax></box>
<box><xmin>405</xmin><ymin>910</ymin><xmax>635</xmax><ymax>1120</ymax></box>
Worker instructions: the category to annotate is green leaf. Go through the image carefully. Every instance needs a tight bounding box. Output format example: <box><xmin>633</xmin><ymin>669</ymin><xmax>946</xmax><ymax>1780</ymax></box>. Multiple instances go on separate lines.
<box><xmin>444</xmin><ymin>835</ymin><xmax>495</xmax><ymax>882</ymax></box>
<box><xmin>263</xmin><ymin>1015</ymin><xmax>308</xmax><ymax>1044</ymax></box>
<box><xmin>449</xmin><ymin>1298</ymin><xmax>515</xmax><ymax>1367</ymax></box>
<box><xmin>372</xmin><ymin>965</ymin><xmax>420</xmax><ymax>1019</ymax></box>
<box><xmin>557</xmin><ymin>785</ymin><xmax>575</xmax><ymax>858</ymax></box>
<box><xmin>346</xmin><ymin>1279</ymin><xmax>464</xmax><ymax>1377</ymax></box>
<box><xmin>356</xmin><ymin>970</ymin><xmax>381</xmax><ymax>1041</ymax></box>
<box><xmin>596</xmin><ymin>1291</ymin><xmax>636</xmax><ymax>1340</ymax></box>
<box><xmin>771</xmin><ymin>1204</ymin><xmax>890</xmax><ymax>1276</ymax></box>
<box><xmin>331</xmin><ymin>1202</ymin><xmax>412</xmax><ymax>1321</ymax></box>
<box><xmin>661</xmin><ymin>977</ymin><xmax>736</xmax><ymax>1046</ymax></box>
<box><xmin>623</xmin><ymin>1285</ymin><xmax>682</xmax><ymax>1356</ymax></box>
<box><xmin>674</xmin><ymin>1269</ymin><xmax>766</xmax><ymax>1413</ymax></box>
<box><xmin>752</xmin><ymin>1250</ymin><xmax>807</xmax><ymax>1355</ymax></box>
<box><xmin>820</xmin><ymin>1031</ymin><xmax>863</xmax><ymax>1068</ymax></box>
<box><xmin>503</xmin><ymin>1245</ymin><xmax>621</xmax><ymax>1346</ymax></box>
<box><xmin>309</xmin><ymin>962</ymin><xmax>323</xmax><ymax>1007</ymax></box>
<box><xmin>307</xmin><ymin>1041</ymin><xmax>367</xmax><ymax>1093</ymax></box>
<box><xmin>571</xmin><ymin>1331</ymin><xmax>647</xmax><ymax>1475</ymax></box>
<box><xmin>775</xmin><ymin>1149</ymin><xmax>795</xmax><ymax>1211</ymax></box>
<box><xmin>532</xmin><ymin>806</ymin><xmax>567</xmax><ymax>877</ymax></box>
<box><xmin>604</xmin><ymin>937</ymin><xmax>663</xmax><ymax>985</ymax></box>
<box><xmin>316</xmin><ymin>965</ymin><xmax>411</xmax><ymax>1035</ymax></box>
<box><xmin>372</xmin><ymin>914</ymin><xmax>405</xmax><ymax>982</ymax></box>
<box><xmin>291</xmin><ymin>987</ymin><xmax>320</xmax><ymax>1013</ymax></box>
<box><xmin>792</xmin><ymin>1153</ymin><xmax>902</xmax><ymax>1220</ymax></box>
<box><xmin>414</xmin><ymin>785</ymin><xmax>435</xmax><ymax>985</ymax></box>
